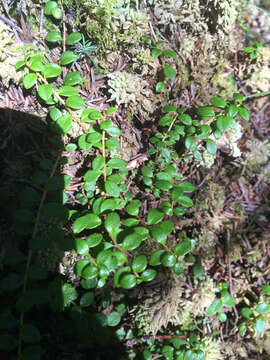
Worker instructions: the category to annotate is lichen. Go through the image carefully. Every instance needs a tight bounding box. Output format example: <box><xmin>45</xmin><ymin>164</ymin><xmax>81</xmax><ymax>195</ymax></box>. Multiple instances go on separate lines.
<box><xmin>107</xmin><ymin>71</ymin><xmax>157</xmax><ymax>116</ymax></box>
<box><xmin>244</xmin><ymin>139</ymin><xmax>270</xmax><ymax>182</ymax></box>
<box><xmin>203</xmin><ymin>337</ymin><xmax>224</xmax><ymax>360</ymax></box>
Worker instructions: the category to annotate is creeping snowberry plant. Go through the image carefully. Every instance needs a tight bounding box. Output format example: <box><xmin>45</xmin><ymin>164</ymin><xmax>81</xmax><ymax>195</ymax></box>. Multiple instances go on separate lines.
<box><xmin>0</xmin><ymin>2</ymin><xmax>254</xmax><ymax>359</ymax></box>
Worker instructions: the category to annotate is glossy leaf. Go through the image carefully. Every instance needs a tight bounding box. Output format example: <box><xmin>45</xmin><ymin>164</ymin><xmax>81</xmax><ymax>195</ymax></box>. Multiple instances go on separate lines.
<box><xmin>147</xmin><ymin>208</ymin><xmax>164</xmax><ymax>225</ymax></box>
<box><xmin>210</xmin><ymin>96</ymin><xmax>227</xmax><ymax>108</ymax></box>
<box><xmin>73</xmin><ymin>213</ymin><xmax>101</xmax><ymax>233</ymax></box>
<box><xmin>132</xmin><ymin>255</ymin><xmax>147</xmax><ymax>273</ymax></box>
<box><xmin>107</xmin><ymin>158</ymin><xmax>126</xmax><ymax>169</ymax></box>
<box><xmin>206</xmin><ymin>299</ymin><xmax>223</xmax><ymax>315</ymax></box>
<box><xmin>42</xmin><ymin>63</ymin><xmax>62</xmax><ymax>78</ymax></box>
<box><xmin>253</xmin><ymin>317</ymin><xmax>266</xmax><ymax>334</ymax></box>
<box><xmin>23</xmin><ymin>73</ymin><xmax>37</xmax><ymax>89</ymax></box>
<box><xmin>122</xmin><ymin>233</ymin><xmax>143</xmax><ymax>251</ymax></box>
<box><xmin>74</xmin><ymin>238</ymin><xmax>89</xmax><ymax>255</ymax></box>
<box><xmin>105</xmin><ymin>212</ymin><xmax>120</xmax><ymax>233</ymax></box>
<box><xmin>156</xmin><ymin>81</ymin><xmax>166</xmax><ymax>93</ymax></box>
<box><xmin>164</xmin><ymin>64</ymin><xmax>176</xmax><ymax>79</ymax></box>
<box><xmin>174</xmin><ymin>238</ymin><xmax>193</xmax><ymax>256</ymax></box>
<box><xmin>184</xmin><ymin>136</ymin><xmax>196</xmax><ymax>151</ymax></box>
<box><xmin>58</xmin><ymin>85</ymin><xmax>79</xmax><ymax>97</ymax></box>
<box><xmin>66</xmin><ymin>32</ymin><xmax>82</xmax><ymax>45</ymax></box>
<box><xmin>44</xmin><ymin>1</ymin><xmax>57</xmax><ymax>15</ymax></box>
<box><xmin>107</xmin><ymin>312</ymin><xmax>121</xmax><ymax>326</ymax></box>
<box><xmin>119</xmin><ymin>272</ymin><xmax>137</xmax><ymax>289</ymax></box>
<box><xmin>66</xmin><ymin>95</ymin><xmax>85</xmax><ymax>109</ymax></box>
<box><xmin>206</xmin><ymin>139</ymin><xmax>217</xmax><ymax>155</ymax></box>
<box><xmin>151</xmin><ymin>221</ymin><xmax>174</xmax><ymax>244</ymax></box>
<box><xmin>82</xmin><ymin>265</ymin><xmax>99</xmax><ymax>280</ymax></box>
<box><xmin>105</xmin><ymin>181</ymin><xmax>120</xmax><ymax>197</ymax></box>
<box><xmin>217</xmin><ymin>115</ymin><xmax>233</xmax><ymax>132</ymax></box>
<box><xmin>45</xmin><ymin>31</ymin><xmax>62</xmax><ymax>42</ymax></box>
<box><xmin>126</xmin><ymin>200</ymin><xmax>141</xmax><ymax>216</ymax></box>
<box><xmin>262</xmin><ymin>284</ymin><xmax>270</xmax><ymax>295</ymax></box>
<box><xmin>64</xmin><ymin>72</ymin><xmax>82</xmax><ymax>86</ymax></box>
<box><xmin>238</xmin><ymin>107</ymin><xmax>250</xmax><ymax>121</ymax></box>
<box><xmin>80</xmin><ymin>292</ymin><xmax>94</xmax><ymax>307</ymax></box>
<box><xmin>38</xmin><ymin>84</ymin><xmax>53</xmax><ymax>101</ymax></box>
<box><xmin>56</xmin><ymin>114</ymin><xmax>72</xmax><ymax>134</ymax></box>
<box><xmin>197</xmin><ymin>106</ymin><xmax>215</xmax><ymax>117</ymax></box>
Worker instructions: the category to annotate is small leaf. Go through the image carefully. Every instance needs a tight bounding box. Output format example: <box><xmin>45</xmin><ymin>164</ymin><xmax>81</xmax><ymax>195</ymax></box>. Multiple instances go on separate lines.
<box><xmin>107</xmin><ymin>158</ymin><xmax>127</xmax><ymax>169</ymax></box>
<box><xmin>80</xmin><ymin>292</ymin><xmax>94</xmax><ymax>307</ymax></box>
<box><xmin>156</xmin><ymin>81</ymin><xmax>166</xmax><ymax>93</ymax></box>
<box><xmin>45</xmin><ymin>31</ymin><xmax>62</xmax><ymax>42</ymax></box>
<box><xmin>86</xmin><ymin>233</ymin><xmax>103</xmax><ymax>248</ymax></box>
<box><xmin>151</xmin><ymin>221</ymin><xmax>174</xmax><ymax>244</ymax></box>
<box><xmin>66</xmin><ymin>32</ymin><xmax>83</xmax><ymax>45</ymax></box>
<box><xmin>64</xmin><ymin>71</ymin><xmax>82</xmax><ymax>86</ymax></box>
<box><xmin>105</xmin><ymin>181</ymin><xmax>120</xmax><ymax>197</ymax></box>
<box><xmin>206</xmin><ymin>299</ymin><xmax>223</xmax><ymax>315</ymax></box>
<box><xmin>241</xmin><ymin>307</ymin><xmax>253</xmax><ymax>319</ymax></box>
<box><xmin>262</xmin><ymin>284</ymin><xmax>270</xmax><ymax>295</ymax></box>
<box><xmin>38</xmin><ymin>84</ymin><xmax>53</xmax><ymax>101</ymax></box>
<box><xmin>161</xmin><ymin>253</ymin><xmax>176</xmax><ymax>267</ymax></box>
<box><xmin>84</xmin><ymin>170</ymin><xmax>102</xmax><ymax>183</ymax></box>
<box><xmin>106</xmin><ymin>107</ymin><xmax>117</xmax><ymax>114</ymax></box>
<box><xmin>179</xmin><ymin>113</ymin><xmax>192</xmax><ymax>125</ymax></box>
<box><xmin>217</xmin><ymin>115</ymin><xmax>233</xmax><ymax>132</ymax></box>
<box><xmin>149</xmin><ymin>250</ymin><xmax>166</xmax><ymax>266</ymax></box>
<box><xmin>256</xmin><ymin>303</ymin><xmax>270</xmax><ymax>314</ymax></box>
<box><xmin>210</xmin><ymin>96</ymin><xmax>227</xmax><ymax>108</ymax></box>
<box><xmin>52</xmin><ymin>7</ymin><xmax>62</xmax><ymax>19</ymax></box>
<box><xmin>126</xmin><ymin>200</ymin><xmax>141</xmax><ymax>216</ymax></box>
<box><xmin>147</xmin><ymin>208</ymin><xmax>164</xmax><ymax>225</ymax></box>
<box><xmin>238</xmin><ymin>107</ymin><xmax>250</xmax><ymax>121</ymax></box>
<box><xmin>105</xmin><ymin>212</ymin><xmax>120</xmax><ymax>233</ymax></box>
<box><xmin>74</xmin><ymin>238</ymin><xmax>89</xmax><ymax>255</ymax></box>
<box><xmin>163</xmin><ymin>49</ymin><xmax>178</xmax><ymax>59</ymax></box>
<box><xmin>56</xmin><ymin>114</ymin><xmax>72</xmax><ymax>134</ymax></box>
<box><xmin>151</xmin><ymin>48</ymin><xmax>162</xmax><ymax>58</ymax></box>
<box><xmin>44</xmin><ymin>1</ymin><xmax>57</xmax><ymax>15</ymax></box>
<box><xmin>197</xmin><ymin>106</ymin><xmax>215</xmax><ymax>117</ymax></box>
<box><xmin>162</xmin><ymin>345</ymin><xmax>174</xmax><ymax>360</ymax></box>
<box><xmin>107</xmin><ymin>312</ymin><xmax>121</xmax><ymax>326</ymax></box>
<box><xmin>28</xmin><ymin>56</ymin><xmax>44</xmax><ymax>71</ymax></box>
<box><xmin>58</xmin><ymin>85</ymin><xmax>79</xmax><ymax>97</ymax></box>
<box><xmin>122</xmin><ymin>233</ymin><xmax>143</xmax><ymax>251</ymax></box>
<box><xmin>253</xmin><ymin>317</ymin><xmax>266</xmax><ymax>334</ymax></box>
<box><xmin>42</xmin><ymin>63</ymin><xmax>62</xmax><ymax>78</ymax></box>
<box><xmin>206</xmin><ymin>139</ymin><xmax>217</xmax><ymax>155</ymax></box>
<box><xmin>177</xmin><ymin>195</ymin><xmax>193</xmax><ymax>207</ymax></box>
<box><xmin>164</xmin><ymin>64</ymin><xmax>176</xmax><ymax>79</ymax></box>
<box><xmin>185</xmin><ymin>136</ymin><xmax>196</xmax><ymax>151</ymax></box>
<box><xmin>174</xmin><ymin>238</ymin><xmax>193</xmax><ymax>256</ymax></box>
<box><xmin>62</xmin><ymin>283</ymin><xmax>78</xmax><ymax>307</ymax></box>
<box><xmin>16</xmin><ymin>60</ymin><xmax>26</xmax><ymax>70</ymax></box>
<box><xmin>219</xmin><ymin>312</ymin><xmax>227</xmax><ymax>322</ymax></box>
<box><xmin>119</xmin><ymin>273</ymin><xmax>137</xmax><ymax>289</ymax></box>
<box><xmin>23</xmin><ymin>73</ymin><xmax>37</xmax><ymax>89</ymax></box>
<box><xmin>82</xmin><ymin>265</ymin><xmax>98</xmax><ymax>280</ymax></box>
<box><xmin>132</xmin><ymin>255</ymin><xmax>147</xmax><ymax>273</ymax></box>
<box><xmin>66</xmin><ymin>95</ymin><xmax>85</xmax><ymax>109</ymax></box>
<box><xmin>227</xmin><ymin>104</ymin><xmax>238</xmax><ymax>118</ymax></box>
<box><xmin>73</xmin><ymin>213</ymin><xmax>101</xmax><ymax>233</ymax></box>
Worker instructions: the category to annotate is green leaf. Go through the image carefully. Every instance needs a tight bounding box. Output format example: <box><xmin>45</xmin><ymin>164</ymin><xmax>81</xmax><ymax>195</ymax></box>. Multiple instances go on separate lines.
<box><xmin>66</xmin><ymin>32</ymin><xmax>82</xmax><ymax>45</ymax></box>
<box><xmin>84</xmin><ymin>170</ymin><xmax>102</xmax><ymax>182</ymax></box>
<box><xmin>197</xmin><ymin>106</ymin><xmax>215</xmax><ymax>117</ymax></box>
<box><xmin>64</xmin><ymin>71</ymin><xmax>82</xmax><ymax>86</ymax></box>
<box><xmin>149</xmin><ymin>250</ymin><xmax>166</xmax><ymax>266</ymax></box>
<box><xmin>107</xmin><ymin>312</ymin><xmax>121</xmax><ymax>326</ymax></box>
<box><xmin>219</xmin><ymin>312</ymin><xmax>227</xmax><ymax>322</ymax></box>
<box><xmin>227</xmin><ymin>104</ymin><xmax>238</xmax><ymax>118</ymax></box>
<box><xmin>233</xmin><ymin>93</ymin><xmax>243</xmax><ymax>103</ymax></box>
<box><xmin>56</xmin><ymin>114</ymin><xmax>72</xmax><ymax>134</ymax></box>
<box><xmin>151</xmin><ymin>221</ymin><xmax>174</xmax><ymax>244</ymax></box>
<box><xmin>74</xmin><ymin>238</ymin><xmax>89</xmax><ymax>255</ymax></box>
<box><xmin>164</xmin><ymin>64</ymin><xmax>176</xmax><ymax>79</ymax></box>
<box><xmin>241</xmin><ymin>307</ymin><xmax>253</xmax><ymax>319</ymax></box>
<box><xmin>221</xmin><ymin>289</ymin><xmax>235</xmax><ymax>307</ymax></box>
<box><xmin>23</xmin><ymin>73</ymin><xmax>37</xmax><ymax>89</ymax></box>
<box><xmin>163</xmin><ymin>105</ymin><xmax>177</xmax><ymax>112</ymax></box>
<box><xmin>49</xmin><ymin>107</ymin><xmax>62</xmax><ymax>121</ymax></box>
<box><xmin>206</xmin><ymin>299</ymin><xmax>223</xmax><ymax>315</ymax></box>
<box><xmin>151</xmin><ymin>48</ymin><xmax>162</xmax><ymax>58</ymax></box>
<box><xmin>105</xmin><ymin>181</ymin><xmax>120</xmax><ymax>197</ymax></box>
<box><xmin>262</xmin><ymin>284</ymin><xmax>270</xmax><ymax>295</ymax></box>
<box><xmin>86</xmin><ymin>233</ymin><xmax>103</xmax><ymax>248</ymax></box>
<box><xmin>44</xmin><ymin>1</ymin><xmax>57</xmax><ymax>15</ymax></box>
<box><xmin>62</xmin><ymin>283</ymin><xmax>78</xmax><ymax>307</ymax></box>
<box><xmin>105</xmin><ymin>212</ymin><xmax>120</xmax><ymax>233</ymax></box>
<box><xmin>156</xmin><ymin>180</ymin><xmax>173</xmax><ymax>191</ymax></box>
<box><xmin>176</xmin><ymin>195</ymin><xmax>193</xmax><ymax>207</ymax></box>
<box><xmin>38</xmin><ymin>84</ymin><xmax>53</xmax><ymax>101</ymax></box>
<box><xmin>163</xmin><ymin>49</ymin><xmax>178</xmax><ymax>59</ymax></box>
<box><xmin>114</xmin><ymin>251</ymin><xmax>127</xmax><ymax>266</ymax></box>
<box><xmin>45</xmin><ymin>31</ymin><xmax>62</xmax><ymax>42</ymax></box>
<box><xmin>122</xmin><ymin>233</ymin><xmax>143</xmax><ymax>251</ymax></box>
<box><xmin>107</xmin><ymin>158</ymin><xmax>126</xmax><ymax>169</ymax></box>
<box><xmin>132</xmin><ymin>255</ymin><xmax>147</xmax><ymax>273</ymax></box>
<box><xmin>52</xmin><ymin>7</ymin><xmax>62</xmax><ymax>19</ymax></box>
<box><xmin>176</xmin><ymin>181</ymin><xmax>195</xmax><ymax>193</ymax></box>
<box><xmin>206</xmin><ymin>139</ymin><xmax>217</xmax><ymax>155</ymax></box>
<box><xmin>217</xmin><ymin>115</ymin><xmax>233</xmax><ymax>132</ymax></box>
<box><xmin>162</xmin><ymin>345</ymin><xmax>174</xmax><ymax>360</ymax></box>
<box><xmin>73</xmin><ymin>213</ymin><xmax>101</xmax><ymax>233</ymax></box>
<box><xmin>105</xmin><ymin>126</ymin><xmax>121</xmax><ymax>137</ymax></box>
<box><xmin>253</xmin><ymin>317</ymin><xmax>266</xmax><ymax>334</ymax></box>
<box><xmin>126</xmin><ymin>200</ymin><xmax>141</xmax><ymax>216</ymax></box>
<box><xmin>106</xmin><ymin>107</ymin><xmax>117</xmax><ymax>114</ymax></box>
<box><xmin>185</xmin><ymin>136</ymin><xmax>196</xmax><ymax>151</ymax></box>
<box><xmin>87</xmin><ymin>132</ymin><xmax>102</xmax><ymax>144</ymax></box>
<box><xmin>238</xmin><ymin>107</ymin><xmax>250</xmax><ymax>121</ymax></box>
<box><xmin>28</xmin><ymin>56</ymin><xmax>44</xmax><ymax>71</ymax></box>
<box><xmin>75</xmin><ymin>259</ymin><xmax>90</xmax><ymax>276</ymax></box>
<box><xmin>58</xmin><ymin>85</ymin><xmax>79</xmax><ymax>97</ymax></box>
<box><xmin>156</xmin><ymin>81</ymin><xmax>166</xmax><ymax>93</ymax></box>
<box><xmin>210</xmin><ymin>96</ymin><xmax>227</xmax><ymax>108</ymax></box>
<box><xmin>22</xmin><ymin>324</ymin><xmax>41</xmax><ymax>343</ymax></box>
<box><xmin>16</xmin><ymin>60</ymin><xmax>26</xmax><ymax>70</ymax></box>
<box><xmin>80</xmin><ymin>292</ymin><xmax>94</xmax><ymax>307</ymax></box>
<box><xmin>256</xmin><ymin>303</ymin><xmax>270</xmax><ymax>314</ymax></box>
<box><xmin>82</xmin><ymin>264</ymin><xmax>99</xmax><ymax>280</ymax></box>
<box><xmin>147</xmin><ymin>208</ymin><xmax>164</xmax><ymax>225</ymax></box>
<box><xmin>66</xmin><ymin>95</ymin><xmax>85</xmax><ymax>109</ymax></box>
<box><xmin>161</xmin><ymin>253</ymin><xmax>176</xmax><ymax>267</ymax></box>
<box><xmin>42</xmin><ymin>63</ymin><xmax>62</xmax><ymax>78</ymax></box>
<box><xmin>179</xmin><ymin>114</ymin><xmax>192</xmax><ymax>125</ymax></box>
<box><xmin>174</xmin><ymin>238</ymin><xmax>193</xmax><ymax>256</ymax></box>
<box><xmin>119</xmin><ymin>273</ymin><xmax>137</xmax><ymax>289</ymax></box>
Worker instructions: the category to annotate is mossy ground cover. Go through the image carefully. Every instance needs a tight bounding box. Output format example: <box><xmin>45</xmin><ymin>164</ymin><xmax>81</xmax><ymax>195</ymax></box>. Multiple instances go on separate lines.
<box><xmin>0</xmin><ymin>1</ymin><xmax>270</xmax><ymax>359</ymax></box>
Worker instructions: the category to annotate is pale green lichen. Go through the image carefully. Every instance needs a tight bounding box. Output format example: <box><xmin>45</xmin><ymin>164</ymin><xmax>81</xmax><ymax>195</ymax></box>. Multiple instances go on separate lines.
<box><xmin>107</xmin><ymin>71</ymin><xmax>157</xmax><ymax>115</ymax></box>
<box><xmin>244</xmin><ymin>139</ymin><xmax>270</xmax><ymax>182</ymax></box>
<box><xmin>203</xmin><ymin>337</ymin><xmax>224</xmax><ymax>360</ymax></box>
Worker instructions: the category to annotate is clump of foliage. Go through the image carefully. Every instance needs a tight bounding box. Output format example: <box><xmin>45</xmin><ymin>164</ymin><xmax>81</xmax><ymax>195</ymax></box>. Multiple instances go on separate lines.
<box><xmin>0</xmin><ymin>1</ymin><xmax>269</xmax><ymax>360</ymax></box>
